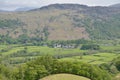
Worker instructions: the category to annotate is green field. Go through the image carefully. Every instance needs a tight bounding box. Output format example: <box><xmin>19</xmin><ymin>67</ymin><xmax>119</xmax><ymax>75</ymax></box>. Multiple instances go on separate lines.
<box><xmin>1</xmin><ymin>44</ymin><xmax>120</xmax><ymax>65</ymax></box>
<box><xmin>101</xmin><ymin>45</ymin><xmax>120</xmax><ymax>51</ymax></box>
<box><xmin>0</xmin><ymin>45</ymin><xmax>86</xmax><ymax>55</ymax></box>
<box><xmin>60</xmin><ymin>53</ymin><xmax>120</xmax><ymax>64</ymax></box>
<box><xmin>0</xmin><ymin>44</ymin><xmax>120</xmax><ymax>80</ymax></box>
<box><xmin>0</xmin><ymin>44</ymin><xmax>87</xmax><ymax>64</ymax></box>
<box><xmin>41</xmin><ymin>74</ymin><xmax>90</xmax><ymax>80</ymax></box>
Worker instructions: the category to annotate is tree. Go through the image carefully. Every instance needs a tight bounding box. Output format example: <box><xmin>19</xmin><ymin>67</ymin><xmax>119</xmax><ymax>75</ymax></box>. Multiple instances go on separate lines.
<box><xmin>24</xmin><ymin>65</ymin><xmax>48</xmax><ymax>80</ymax></box>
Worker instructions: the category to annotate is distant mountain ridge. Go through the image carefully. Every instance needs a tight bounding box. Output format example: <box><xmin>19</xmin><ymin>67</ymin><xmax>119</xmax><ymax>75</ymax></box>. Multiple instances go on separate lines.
<box><xmin>15</xmin><ymin>7</ymin><xmax>36</xmax><ymax>11</ymax></box>
<box><xmin>0</xmin><ymin>3</ymin><xmax>120</xmax><ymax>40</ymax></box>
<box><xmin>34</xmin><ymin>4</ymin><xmax>88</xmax><ymax>10</ymax></box>
<box><xmin>110</xmin><ymin>3</ymin><xmax>120</xmax><ymax>7</ymax></box>
<box><xmin>0</xmin><ymin>9</ymin><xmax>8</xmax><ymax>12</ymax></box>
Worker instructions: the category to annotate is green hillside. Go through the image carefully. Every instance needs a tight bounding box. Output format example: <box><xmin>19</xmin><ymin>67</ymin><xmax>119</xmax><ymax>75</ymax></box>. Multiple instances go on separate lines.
<box><xmin>0</xmin><ymin>4</ymin><xmax>120</xmax><ymax>41</ymax></box>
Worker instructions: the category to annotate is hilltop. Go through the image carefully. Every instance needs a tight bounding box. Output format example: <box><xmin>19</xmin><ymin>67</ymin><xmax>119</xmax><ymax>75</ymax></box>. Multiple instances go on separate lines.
<box><xmin>41</xmin><ymin>74</ymin><xmax>90</xmax><ymax>80</ymax></box>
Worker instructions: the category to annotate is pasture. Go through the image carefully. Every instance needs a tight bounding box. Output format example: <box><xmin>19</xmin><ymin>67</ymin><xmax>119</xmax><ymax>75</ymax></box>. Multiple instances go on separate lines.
<box><xmin>60</xmin><ymin>53</ymin><xmax>120</xmax><ymax>64</ymax></box>
<box><xmin>0</xmin><ymin>44</ymin><xmax>120</xmax><ymax>65</ymax></box>
<box><xmin>41</xmin><ymin>74</ymin><xmax>90</xmax><ymax>80</ymax></box>
<box><xmin>0</xmin><ymin>44</ymin><xmax>87</xmax><ymax>64</ymax></box>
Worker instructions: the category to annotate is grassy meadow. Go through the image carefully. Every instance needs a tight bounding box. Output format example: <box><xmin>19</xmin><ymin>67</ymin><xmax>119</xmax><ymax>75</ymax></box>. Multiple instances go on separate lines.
<box><xmin>0</xmin><ymin>44</ymin><xmax>87</xmax><ymax>64</ymax></box>
<box><xmin>60</xmin><ymin>53</ymin><xmax>120</xmax><ymax>64</ymax></box>
<box><xmin>0</xmin><ymin>44</ymin><xmax>120</xmax><ymax>65</ymax></box>
<box><xmin>41</xmin><ymin>74</ymin><xmax>90</xmax><ymax>80</ymax></box>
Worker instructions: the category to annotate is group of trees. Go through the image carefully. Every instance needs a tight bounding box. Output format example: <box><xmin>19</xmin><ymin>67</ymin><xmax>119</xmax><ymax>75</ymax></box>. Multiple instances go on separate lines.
<box><xmin>0</xmin><ymin>55</ymin><xmax>111</xmax><ymax>80</ymax></box>
<box><xmin>0</xmin><ymin>19</ymin><xmax>24</xmax><ymax>28</ymax></box>
<box><xmin>0</xmin><ymin>64</ymin><xmax>17</xmax><ymax>80</ymax></box>
<box><xmin>113</xmin><ymin>56</ymin><xmax>120</xmax><ymax>71</ymax></box>
<box><xmin>0</xmin><ymin>35</ymin><xmax>91</xmax><ymax>49</ymax></box>
<box><xmin>81</xmin><ymin>44</ymin><xmax>100</xmax><ymax>50</ymax></box>
<box><xmin>98</xmin><ymin>55</ymin><xmax>120</xmax><ymax>75</ymax></box>
<box><xmin>7</xmin><ymin>50</ymin><xmax>120</xmax><ymax>80</ymax></box>
<box><xmin>0</xmin><ymin>34</ymin><xmax>43</xmax><ymax>44</ymax></box>
<box><xmin>19</xmin><ymin>55</ymin><xmax>112</xmax><ymax>80</ymax></box>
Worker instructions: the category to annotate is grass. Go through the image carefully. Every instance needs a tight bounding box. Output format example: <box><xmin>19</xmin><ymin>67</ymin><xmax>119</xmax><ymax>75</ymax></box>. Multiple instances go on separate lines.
<box><xmin>0</xmin><ymin>45</ymin><xmax>8</xmax><ymax>50</ymax></box>
<box><xmin>26</xmin><ymin>46</ymin><xmax>86</xmax><ymax>54</ymax></box>
<box><xmin>0</xmin><ymin>47</ymin><xmax>24</xmax><ymax>56</ymax></box>
<box><xmin>0</xmin><ymin>45</ymin><xmax>87</xmax><ymax>64</ymax></box>
<box><xmin>60</xmin><ymin>53</ymin><xmax>120</xmax><ymax>64</ymax></box>
<box><xmin>41</xmin><ymin>74</ymin><xmax>90</xmax><ymax>80</ymax></box>
<box><xmin>0</xmin><ymin>45</ymin><xmax>86</xmax><ymax>56</ymax></box>
<box><xmin>113</xmin><ymin>73</ymin><xmax>120</xmax><ymax>80</ymax></box>
<box><xmin>101</xmin><ymin>45</ymin><xmax>120</xmax><ymax>51</ymax></box>
<box><xmin>1</xmin><ymin>44</ymin><xmax>120</xmax><ymax>65</ymax></box>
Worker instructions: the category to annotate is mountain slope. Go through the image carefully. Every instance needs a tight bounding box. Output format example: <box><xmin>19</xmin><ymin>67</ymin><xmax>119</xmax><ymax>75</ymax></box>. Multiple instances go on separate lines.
<box><xmin>0</xmin><ymin>4</ymin><xmax>120</xmax><ymax>40</ymax></box>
